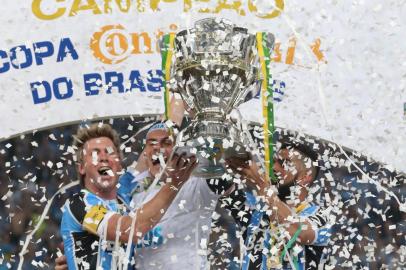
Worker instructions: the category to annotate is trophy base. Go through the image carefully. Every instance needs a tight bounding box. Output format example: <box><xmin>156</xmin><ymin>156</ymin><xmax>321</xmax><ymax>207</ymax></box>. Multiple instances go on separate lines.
<box><xmin>176</xmin><ymin>120</ymin><xmax>249</xmax><ymax>178</ymax></box>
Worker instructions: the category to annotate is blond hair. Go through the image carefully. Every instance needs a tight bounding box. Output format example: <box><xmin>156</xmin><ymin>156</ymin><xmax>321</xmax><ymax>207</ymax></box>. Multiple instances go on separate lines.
<box><xmin>73</xmin><ymin>123</ymin><xmax>122</xmax><ymax>182</ymax></box>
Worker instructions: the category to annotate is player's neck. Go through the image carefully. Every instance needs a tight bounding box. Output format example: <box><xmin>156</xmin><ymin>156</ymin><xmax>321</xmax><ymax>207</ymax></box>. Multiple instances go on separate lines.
<box><xmin>85</xmin><ymin>184</ymin><xmax>117</xmax><ymax>200</ymax></box>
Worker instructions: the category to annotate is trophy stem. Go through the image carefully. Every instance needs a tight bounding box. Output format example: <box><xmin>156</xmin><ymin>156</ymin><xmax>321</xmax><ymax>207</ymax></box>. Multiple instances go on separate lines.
<box><xmin>176</xmin><ymin>120</ymin><xmax>249</xmax><ymax>178</ymax></box>
<box><xmin>195</xmin><ymin>113</ymin><xmax>226</xmax><ymax>122</ymax></box>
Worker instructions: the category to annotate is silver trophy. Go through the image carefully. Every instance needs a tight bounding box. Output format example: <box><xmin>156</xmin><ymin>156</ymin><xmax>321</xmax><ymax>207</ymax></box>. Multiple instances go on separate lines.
<box><xmin>165</xmin><ymin>18</ymin><xmax>274</xmax><ymax>178</ymax></box>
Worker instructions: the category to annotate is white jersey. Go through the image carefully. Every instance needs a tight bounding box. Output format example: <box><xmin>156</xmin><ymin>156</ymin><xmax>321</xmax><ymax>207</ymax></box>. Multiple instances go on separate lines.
<box><xmin>129</xmin><ymin>170</ymin><xmax>219</xmax><ymax>270</ymax></box>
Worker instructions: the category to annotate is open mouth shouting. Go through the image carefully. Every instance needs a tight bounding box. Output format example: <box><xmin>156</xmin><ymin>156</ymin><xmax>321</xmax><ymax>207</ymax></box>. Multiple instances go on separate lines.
<box><xmin>98</xmin><ymin>166</ymin><xmax>114</xmax><ymax>177</ymax></box>
<box><xmin>151</xmin><ymin>154</ymin><xmax>168</xmax><ymax>166</ymax></box>
<box><xmin>151</xmin><ymin>155</ymin><xmax>160</xmax><ymax>166</ymax></box>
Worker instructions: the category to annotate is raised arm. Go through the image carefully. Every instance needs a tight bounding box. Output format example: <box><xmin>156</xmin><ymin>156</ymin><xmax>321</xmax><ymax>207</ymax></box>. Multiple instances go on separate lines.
<box><xmin>132</xmin><ymin>94</ymin><xmax>186</xmax><ymax>174</ymax></box>
<box><xmin>226</xmin><ymin>151</ymin><xmax>319</xmax><ymax>245</ymax></box>
<box><xmin>168</xmin><ymin>93</ymin><xmax>186</xmax><ymax>127</ymax></box>
<box><xmin>106</xmin><ymin>152</ymin><xmax>197</xmax><ymax>243</ymax></box>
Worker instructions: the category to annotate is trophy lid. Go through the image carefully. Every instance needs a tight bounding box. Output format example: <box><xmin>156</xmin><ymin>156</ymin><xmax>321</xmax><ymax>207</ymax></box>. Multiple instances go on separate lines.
<box><xmin>174</xmin><ymin>18</ymin><xmax>255</xmax><ymax>65</ymax></box>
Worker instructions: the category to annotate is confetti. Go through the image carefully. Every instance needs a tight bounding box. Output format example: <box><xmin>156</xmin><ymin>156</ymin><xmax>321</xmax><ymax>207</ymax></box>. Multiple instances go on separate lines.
<box><xmin>1</xmin><ymin>10</ymin><xmax>405</xmax><ymax>270</ymax></box>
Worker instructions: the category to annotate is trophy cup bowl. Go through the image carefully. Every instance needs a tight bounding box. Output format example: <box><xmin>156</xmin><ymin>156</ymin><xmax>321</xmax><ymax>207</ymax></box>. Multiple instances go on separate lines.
<box><xmin>166</xmin><ymin>18</ymin><xmax>274</xmax><ymax>178</ymax></box>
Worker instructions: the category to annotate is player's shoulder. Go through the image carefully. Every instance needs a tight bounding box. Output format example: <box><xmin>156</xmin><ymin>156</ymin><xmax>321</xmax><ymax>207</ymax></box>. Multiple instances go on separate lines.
<box><xmin>300</xmin><ymin>203</ymin><xmax>333</xmax><ymax>231</ymax></box>
<box><xmin>298</xmin><ymin>203</ymin><xmax>320</xmax><ymax>216</ymax></box>
<box><xmin>119</xmin><ymin>170</ymin><xmax>148</xmax><ymax>189</ymax></box>
<box><xmin>66</xmin><ymin>190</ymin><xmax>85</xmax><ymax>208</ymax></box>
<box><xmin>68</xmin><ymin>189</ymin><xmax>104</xmax><ymax>206</ymax></box>
<box><xmin>61</xmin><ymin>191</ymin><xmax>86</xmax><ymax>230</ymax></box>
<box><xmin>64</xmin><ymin>190</ymin><xmax>105</xmax><ymax>223</ymax></box>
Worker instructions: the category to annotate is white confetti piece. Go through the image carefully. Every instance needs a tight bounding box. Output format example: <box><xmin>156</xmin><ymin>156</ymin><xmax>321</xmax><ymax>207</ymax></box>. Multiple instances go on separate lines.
<box><xmin>92</xmin><ymin>151</ymin><xmax>98</xmax><ymax>165</ymax></box>
<box><xmin>211</xmin><ymin>96</ymin><xmax>220</xmax><ymax>103</ymax></box>
<box><xmin>170</xmin><ymin>255</ymin><xmax>177</xmax><ymax>262</ymax></box>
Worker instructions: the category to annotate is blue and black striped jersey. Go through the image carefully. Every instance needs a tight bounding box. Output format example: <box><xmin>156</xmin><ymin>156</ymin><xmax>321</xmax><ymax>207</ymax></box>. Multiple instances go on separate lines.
<box><xmin>60</xmin><ymin>189</ymin><xmax>132</xmax><ymax>270</ymax></box>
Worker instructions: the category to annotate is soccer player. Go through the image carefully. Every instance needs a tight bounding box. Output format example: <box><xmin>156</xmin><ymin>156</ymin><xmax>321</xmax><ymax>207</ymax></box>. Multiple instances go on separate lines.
<box><xmin>60</xmin><ymin>123</ymin><xmax>196</xmax><ymax>269</ymax></box>
<box><xmin>117</xmin><ymin>121</ymin><xmax>227</xmax><ymax>269</ymax></box>
<box><xmin>56</xmin><ymin>97</ymin><xmax>230</xmax><ymax>270</ymax></box>
<box><xmin>226</xmin><ymin>146</ymin><xmax>332</xmax><ymax>269</ymax></box>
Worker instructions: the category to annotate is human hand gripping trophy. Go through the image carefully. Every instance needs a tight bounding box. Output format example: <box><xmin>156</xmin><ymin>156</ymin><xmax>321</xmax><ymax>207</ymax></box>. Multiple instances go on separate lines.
<box><xmin>162</xmin><ymin>17</ymin><xmax>275</xmax><ymax>178</ymax></box>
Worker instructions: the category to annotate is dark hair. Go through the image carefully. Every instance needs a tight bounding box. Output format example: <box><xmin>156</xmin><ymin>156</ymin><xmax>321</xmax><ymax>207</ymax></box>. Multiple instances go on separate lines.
<box><xmin>280</xmin><ymin>143</ymin><xmax>320</xmax><ymax>178</ymax></box>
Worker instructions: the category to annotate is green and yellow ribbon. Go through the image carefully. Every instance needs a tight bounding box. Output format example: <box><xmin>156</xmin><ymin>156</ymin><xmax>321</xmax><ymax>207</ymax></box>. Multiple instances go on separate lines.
<box><xmin>160</xmin><ymin>33</ymin><xmax>175</xmax><ymax>120</ymax></box>
<box><xmin>256</xmin><ymin>32</ymin><xmax>275</xmax><ymax>182</ymax></box>
<box><xmin>280</xmin><ymin>224</ymin><xmax>302</xmax><ymax>270</ymax></box>
<box><xmin>268</xmin><ymin>204</ymin><xmax>307</xmax><ymax>269</ymax></box>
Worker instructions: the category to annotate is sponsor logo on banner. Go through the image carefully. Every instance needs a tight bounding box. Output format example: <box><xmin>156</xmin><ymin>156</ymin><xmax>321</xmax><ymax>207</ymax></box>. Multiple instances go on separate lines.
<box><xmin>90</xmin><ymin>24</ymin><xmax>177</xmax><ymax>64</ymax></box>
<box><xmin>90</xmin><ymin>24</ymin><xmax>326</xmax><ymax>67</ymax></box>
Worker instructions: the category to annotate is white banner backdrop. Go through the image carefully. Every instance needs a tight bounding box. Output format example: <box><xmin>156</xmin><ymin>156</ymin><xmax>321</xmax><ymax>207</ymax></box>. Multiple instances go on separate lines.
<box><xmin>0</xmin><ymin>0</ymin><xmax>405</xmax><ymax>171</ymax></box>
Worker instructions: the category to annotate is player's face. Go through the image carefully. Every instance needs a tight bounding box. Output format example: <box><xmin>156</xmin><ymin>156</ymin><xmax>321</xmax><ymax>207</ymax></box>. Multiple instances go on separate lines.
<box><xmin>144</xmin><ymin>129</ymin><xmax>174</xmax><ymax>177</ymax></box>
<box><xmin>273</xmin><ymin>159</ymin><xmax>296</xmax><ymax>187</ymax></box>
<box><xmin>79</xmin><ymin>137</ymin><xmax>122</xmax><ymax>195</ymax></box>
